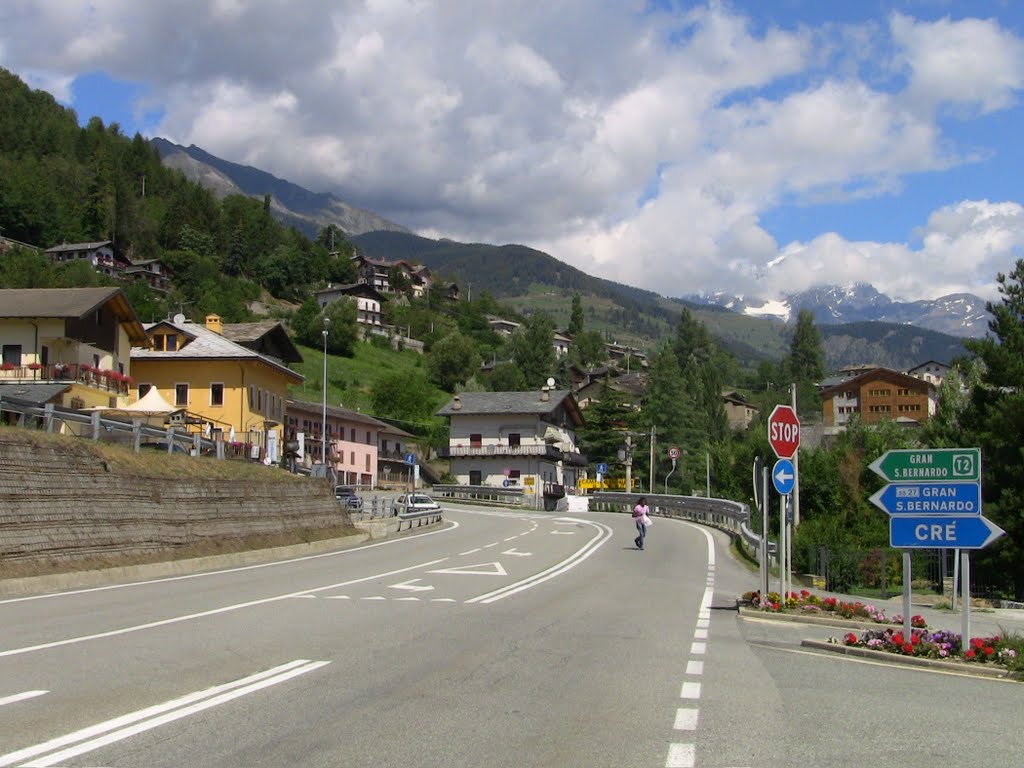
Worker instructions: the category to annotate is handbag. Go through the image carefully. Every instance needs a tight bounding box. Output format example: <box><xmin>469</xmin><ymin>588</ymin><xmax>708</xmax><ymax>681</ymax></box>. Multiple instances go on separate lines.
<box><xmin>641</xmin><ymin>514</ymin><xmax>652</xmax><ymax>526</ymax></box>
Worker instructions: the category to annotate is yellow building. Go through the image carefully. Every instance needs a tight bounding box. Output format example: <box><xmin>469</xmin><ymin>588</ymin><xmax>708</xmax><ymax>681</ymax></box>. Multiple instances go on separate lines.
<box><xmin>0</xmin><ymin>287</ymin><xmax>146</xmax><ymax>414</ymax></box>
<box><xmin>130</xmin><ymin>314</ymin><xmax>304</xmax><ymax>462</ymax></box>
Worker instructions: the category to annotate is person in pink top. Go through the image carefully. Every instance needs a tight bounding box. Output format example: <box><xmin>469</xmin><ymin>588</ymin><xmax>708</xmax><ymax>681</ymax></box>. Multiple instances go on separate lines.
<box><xmin>632</xmin><ymin>496</ymin><xmax>650</xmax><ymax>550</ymax></box>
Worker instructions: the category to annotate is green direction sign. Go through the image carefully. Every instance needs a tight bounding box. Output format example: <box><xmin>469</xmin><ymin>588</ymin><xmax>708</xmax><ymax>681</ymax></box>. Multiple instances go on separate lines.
<box><xmin>869</xmin><ymin>448</ymin><xmax>981</xmax><ymax>483</ymax></box>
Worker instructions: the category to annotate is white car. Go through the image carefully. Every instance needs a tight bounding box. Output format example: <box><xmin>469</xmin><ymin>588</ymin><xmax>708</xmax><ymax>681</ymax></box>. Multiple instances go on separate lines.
<box><xmin>394</xmin><ymin>493</ymin><xmax>442</xmax><ymax>516</ymax></box>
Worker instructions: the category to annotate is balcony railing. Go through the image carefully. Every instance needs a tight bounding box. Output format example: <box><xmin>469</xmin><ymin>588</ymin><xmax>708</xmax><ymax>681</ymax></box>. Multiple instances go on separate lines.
<box><xmin>439</xmin><ymin>444</ymin><xmax>561</xmax><ymax>460</ymax></box>
<box><xmin>0</xmin><ymin>363</ymin><xmax>131</xmax><ymax>395</ymax></box>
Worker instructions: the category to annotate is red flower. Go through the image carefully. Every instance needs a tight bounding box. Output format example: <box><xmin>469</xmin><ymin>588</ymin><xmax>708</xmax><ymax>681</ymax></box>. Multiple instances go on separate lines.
<box><xmin>902</xmin><ymin>643</ymin><xmax>914</xmax><ymax>654</ymax></box>
<box><xmin>971</xmin><ymin>638</ymin><xmax>985</xmax><ymax>649</ymax></box>
<box><xmin>893</xmin><ymin>633</ymin><xmax>905</xmax><ymax>646</ymax></box>
<box><xmin>984</xmin><ymin>647</ymin><xmax>995</xmax><ymax>657</ymax></box>
<box><xmin>845</xmin><ymin>633</ymin><xmax>858</xmax><ymax>645</ymax></box>
<box><xmin>966</xmin><ymin>649</ymin><xmax>976</xmax><ymax>659</ymax></box>
<box><xmin>910</xmin><ymin>634</ymin><xmax>920</xmax><ymax>645</ymax></box>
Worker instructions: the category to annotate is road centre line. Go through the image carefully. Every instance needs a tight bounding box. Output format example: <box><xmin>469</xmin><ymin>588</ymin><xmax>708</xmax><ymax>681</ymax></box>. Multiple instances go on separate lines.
<box><xmin>0</xmin><ymin>520</ymin><xmax>459</xmax><ymax>606</ymax></box>
<box><xmin>466</xmin><ymin>519</ymin><xmax>612</xmax><ymax>604</ymax></box>
<box><xmin>0</xmin><ymin>690</ymin><xmax>47</xmax><ymax>707</ymax></box>
<box><xmin>0</xmin><ymin>660</ymin><xmax>322</xmax><ymax>767</ymax></box>
<box><xmin>0</xmin><ymin>558</ymin><xmax>448</xmax><ymax>659</ymax></box>
<box><xmin>674</xmin><ymin>708</ymin><xmax>699</xmax><ymax>731</ymax></box>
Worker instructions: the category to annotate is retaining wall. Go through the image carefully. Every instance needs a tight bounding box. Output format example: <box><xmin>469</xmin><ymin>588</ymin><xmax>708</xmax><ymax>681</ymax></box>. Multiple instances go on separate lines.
<box><xmin>0</xmin><ymin>430</ymin><xmax>351</xmax><ymax>566</ymax></box>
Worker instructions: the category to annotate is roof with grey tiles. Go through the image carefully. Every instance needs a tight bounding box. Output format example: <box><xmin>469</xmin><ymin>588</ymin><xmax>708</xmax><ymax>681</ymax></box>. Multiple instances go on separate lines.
<box><xmin>436</xmin><ymin>390</ymin><xmax>577</xmax><ymax>418</ymax></box>
<box><xmin>131</xmin><ymin>319</ymin><xmax>303</xmax><ymax>382</ymax></box>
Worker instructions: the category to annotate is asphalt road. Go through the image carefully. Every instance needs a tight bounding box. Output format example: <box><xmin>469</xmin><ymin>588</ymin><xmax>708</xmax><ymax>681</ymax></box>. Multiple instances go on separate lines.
<box><xmin>0</xmin><ymin>506</ymin><xmax>1020</xmax><ymax>767</ymax></box>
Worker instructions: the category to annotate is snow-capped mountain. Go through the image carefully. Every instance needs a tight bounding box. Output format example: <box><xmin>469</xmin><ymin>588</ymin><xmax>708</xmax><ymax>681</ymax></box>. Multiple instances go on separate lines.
<box><xmin>687</xmin><ymin>283</ymin><xmax>991</xmax><ymax>338</ymax></box>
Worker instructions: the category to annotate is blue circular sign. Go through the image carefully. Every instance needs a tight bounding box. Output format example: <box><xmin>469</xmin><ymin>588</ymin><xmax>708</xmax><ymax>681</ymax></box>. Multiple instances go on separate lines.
<box><xmin>772</xmin><ymin>458</ymin><xmax>796</xmax><ymax>495</ymax></box>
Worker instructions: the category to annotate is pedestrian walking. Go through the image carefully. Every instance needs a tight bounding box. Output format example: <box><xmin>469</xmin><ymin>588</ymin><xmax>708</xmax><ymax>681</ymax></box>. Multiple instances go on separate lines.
<box><xmin>632</xmin><ymin>496</ymin><xmax>651</xmax><ymax>550</ymax></box>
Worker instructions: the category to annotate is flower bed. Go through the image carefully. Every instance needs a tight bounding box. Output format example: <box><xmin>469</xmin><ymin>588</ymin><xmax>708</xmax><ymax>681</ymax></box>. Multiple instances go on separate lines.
<box><xmin>741</xmin><ymin>589</ymin><xmax>926</xmax><ymax>628</ymax></box>
<box><xmin>837</xmin><ymin>627</ymin><xmax>1024</xmax><ymax>675</ymax></box>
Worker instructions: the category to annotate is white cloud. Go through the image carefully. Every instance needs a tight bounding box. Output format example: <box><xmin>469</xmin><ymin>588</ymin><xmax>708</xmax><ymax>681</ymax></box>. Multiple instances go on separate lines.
<box><xmin>0</xmin><ymin>2</ymin><xmax>1023</xmax><ymax>305</ymax></box>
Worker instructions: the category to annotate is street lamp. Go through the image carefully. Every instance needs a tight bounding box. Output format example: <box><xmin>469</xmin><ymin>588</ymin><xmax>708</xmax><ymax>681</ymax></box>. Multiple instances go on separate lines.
<box><xmin>321</xmin><ymin>316</ymin><xmax>330</xmax><ymax>466</ymax></box>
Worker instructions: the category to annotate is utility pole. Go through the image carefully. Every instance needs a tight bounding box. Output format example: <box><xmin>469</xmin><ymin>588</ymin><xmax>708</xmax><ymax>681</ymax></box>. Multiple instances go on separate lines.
<box><xmin>624</xmin><ymin>433</ymin><xmax>632</xmax><ymax>494</ymax></box>
<box><xmin>649</xmin><ymin>425</ymin><xmax>656</xmax><ymax>493</ymax></box>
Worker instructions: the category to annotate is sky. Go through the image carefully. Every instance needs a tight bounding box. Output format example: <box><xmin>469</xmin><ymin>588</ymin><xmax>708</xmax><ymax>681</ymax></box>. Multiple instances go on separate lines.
<box><xmin>2</xmin><ymin>1</ymin><xmax>1024</xmax><ymax>304</ymax></box>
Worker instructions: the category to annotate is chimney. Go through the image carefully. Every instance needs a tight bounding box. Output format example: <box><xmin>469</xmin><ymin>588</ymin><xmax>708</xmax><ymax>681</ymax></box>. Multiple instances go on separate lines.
<box><xmin>452</xmin><ymin>395</ymin><xmax>462</xmax><ymax>411</ymax></box>
<box><xmin>205</xmin><ymin>314</ymin><xmax>223</xmax><ymax>335</ymax></box>
<box><xmin>540</xmin><ymin>386</ymin><xmax>550</xmax><ymax>402</ymax></box>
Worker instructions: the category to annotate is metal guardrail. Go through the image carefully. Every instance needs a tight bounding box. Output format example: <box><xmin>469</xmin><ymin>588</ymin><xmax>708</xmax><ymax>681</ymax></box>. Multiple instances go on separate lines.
<box><xmin>0</xmin><ymin>393</ymin><xmax>222</xmax><ymax>458</ymax></box>
<box><xmin>431</xmin><ymin>484</ymin><xmax>526</xmax><ymax>507</ymax></box>
<box><xmin>395</xmin><ymin>507</ymin><xmax>443</xmax><ymax>532</ymax></box>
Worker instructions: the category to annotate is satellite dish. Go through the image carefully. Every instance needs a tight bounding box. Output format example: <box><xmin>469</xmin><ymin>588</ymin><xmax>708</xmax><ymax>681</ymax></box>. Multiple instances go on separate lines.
<box><xmin>173</xmin><ymin>313</ymin><xmax>186</xmax><ymax>324</ymax></box>
<box><xmin>546</xmin><ymin>377</ymin><xmax>555</xmax><ymax>388</ymax></box>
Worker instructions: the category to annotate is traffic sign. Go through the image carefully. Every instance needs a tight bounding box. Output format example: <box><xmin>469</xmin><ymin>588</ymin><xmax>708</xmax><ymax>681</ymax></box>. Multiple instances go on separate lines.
<box><xmin>869</xmin><ymin>448</ymin><xmax>980</xmax><ymax>483</ymax></box>
<box><xmin>668</xmin><ymin>446</ymin><xmax>680</xmax><ymax>460</ymax></box>
<box><xmin>404</xmin><ymin>452</ymin><xmax>417</xmax><ymax>465</ymax></box>
<box><xmin>772</xmin><ymin>458</ymin><xmax>795</xmax><ymax>495</ymax></box>
<box><xmin>869</xmin><ymin>482</ymin><xmax>981</xmax><ymax>516</ymax></box>
<box><xmin>767</xmin><ymin>404</ymin><xmax>800</xmax><ymax>458</ymax></box>
<box><xmin>596</xmin><ymin>462</ymin><xmax>608</xmax><ymax>475</ymax></box>
<box><xmin>890</xmin><ymin>515</ymin><xmax>1005</xmax><ymax>549</ymax></box>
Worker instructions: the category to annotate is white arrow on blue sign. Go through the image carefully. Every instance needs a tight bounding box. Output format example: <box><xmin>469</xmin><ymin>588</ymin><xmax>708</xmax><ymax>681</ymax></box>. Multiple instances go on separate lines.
<box><xmin>771</xmin><ymin>458</ymin><xmax>795</xmax><ymax>495</ymax></box>
<box><xmin>890</xmin><ymin>515</ymin><xmax>1005</xmax><ymax>549</ymax></box>
<box><xmin>870</xmin><ymin>482</ymin><xmax>980</xmax><ymax>516</ymax></box>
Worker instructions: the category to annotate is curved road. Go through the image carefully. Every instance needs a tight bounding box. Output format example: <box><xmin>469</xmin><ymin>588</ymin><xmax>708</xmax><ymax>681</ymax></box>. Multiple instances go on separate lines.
<box><xmin>0</xmin><ymin>507</ymin><xmax>1019</xmax><ymax>767</ymax></box>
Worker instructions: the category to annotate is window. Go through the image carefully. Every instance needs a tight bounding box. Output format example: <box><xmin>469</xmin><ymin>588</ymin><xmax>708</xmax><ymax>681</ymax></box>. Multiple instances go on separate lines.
<box><xmin>351</xmin><ymin>428</ymin><xmax>356</xmax><ymax>442</ymax></box>
<box><xmin>470</xmin><ymin>470</ymin><xmax>482</xmax><ymax>485</ymax></box>
<box><xmin>897</xmin><ymin>388</ymin><xmax>911</xmax><ymax>396</ymax></box>
<box><xmin>138</xmin><ymin>383</ymin><xmax>152</xmax><ymax>398</ymax></box>
<box><xmin>508</xmin><ymin>433</ymin><xmax>521</xmax><ymax>447</ymax></box>
<box><xmin>2</xmin><ymin>345</ymin><xmax>22</xmax><ymax>367</ymax></box>
<box><xmin>365</xmin><ymin>455</ymin><xmax>370</xmax><ymax>471</ymax></box>
<box><xmin>41</xmin><ymin>346</ymin><xmax>49</xmax><ymax>366</ymax></box>
<box><xmin>509</xmin><ymin>469</ymin><xmax>521</xmax><ymax>479</ymax></box>
<box><xmin>166</xmin><ymin>334</ymin><xmax>177</xmax><ymax>351</ymax></box>
<box><xmin>366</xmin><ymin>430</ymin><xmax>371</xmax><ymax>445</ymax></box>
<box><xmin>868</xmin><ymin>388</ymin><xmax>890</xmax><ymax>397</ymax></box>
<box><xmin>350</xmin><ymin>451</ymin><xmax>355</xmax><ymax>465</ymax></box>
<box><xmin>210</xmin><ymin>383</ymin><xmax>224</xmax><ymax>407</ymax></box>
<box><xmin>248</xmin><ymin>385</ymin><xmax>255</xmax><ymax>409</ymax></box>
<box><xmin>470</xmin><ymin>433</ymin><xmax>482</xmax><ymax>448</ymax></box>
<box><xmin>93</xmin><ymin>354</ymin><xmax>100</xmax><ymax>368</ymax></box>
<box><xmin>175</xmin><ymin>383</ymin><xmax>189</xmax><ymax>407</ymax></box>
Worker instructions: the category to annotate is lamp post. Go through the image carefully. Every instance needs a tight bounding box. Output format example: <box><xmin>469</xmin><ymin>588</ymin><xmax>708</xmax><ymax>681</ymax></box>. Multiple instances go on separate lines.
<box><xmin>321</xmin><ymin>317</ymin><xmax>330</xmax><ymax>466</ymax></box>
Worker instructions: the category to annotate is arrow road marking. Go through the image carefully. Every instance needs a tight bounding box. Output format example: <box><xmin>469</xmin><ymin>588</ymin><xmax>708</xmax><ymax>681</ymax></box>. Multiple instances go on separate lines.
<box><xmin>501</xmin><ymin>549</ymin><xmax>532</xmax><ymax>557</ymax></box>
<box><xmin>389</xmin><ymin>579</ymin><xmax>435</xmax><ymax>592</ymax></box>
<box><xmin>429</xmin><ymin>562</ymin><xmax>508</xmax><ymax>576</ymax></box>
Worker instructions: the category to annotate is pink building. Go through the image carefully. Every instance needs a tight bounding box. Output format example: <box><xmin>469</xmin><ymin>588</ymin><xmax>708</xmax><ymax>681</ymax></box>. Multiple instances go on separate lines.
<box><xmin>286</xmin><ymin>399</ymin><xmax>394</xmax><ymax>488</ymax></box>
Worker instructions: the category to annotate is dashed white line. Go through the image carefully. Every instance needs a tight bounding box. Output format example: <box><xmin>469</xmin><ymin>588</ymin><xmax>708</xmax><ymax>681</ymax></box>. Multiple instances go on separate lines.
<box><xmin>680</xmin><ymin>682</ymin><xmax>701</xmax><ymax>699</ymax></box>
<box><xmin>674</xmin><ymin>708</ymin><xmax>699</xmax><ymax>731</ymax></box>
<box><xmin>685</xmin><ymin>660</ymin><xmax>703</xmax><ymax>676</ymax></box>
<box><xmin>694</xmin><ymin>628</ymin><xmax>708</xmax><ymax>639</ymax></box>
<box><xmin>666</xmin><ymin>742</ymin><xmax>695</xmax><ymax>767</ymax></box>
<box><xmin>690</xmin><ymin>642</ymin><xmax>706</xmax><ymax>655</ymax></box>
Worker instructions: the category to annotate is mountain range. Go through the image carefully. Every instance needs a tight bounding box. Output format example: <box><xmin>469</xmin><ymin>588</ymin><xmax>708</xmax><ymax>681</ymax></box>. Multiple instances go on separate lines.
<box><xmin>687</xmin><ymin>283</ymin><xmax>990</xmax><ymax>338</ymax></box>
<box><xmin>151</xmin><ymin>138</ymin><xmax>977</xmax><ymax>371</ymax></box>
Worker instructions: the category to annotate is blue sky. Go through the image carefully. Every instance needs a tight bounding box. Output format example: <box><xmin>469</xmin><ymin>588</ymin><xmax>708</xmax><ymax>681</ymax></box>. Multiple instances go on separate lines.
<box><xmin>2</xmin><ymin>1</ymin><xmax>1024</xmax><ymax>304</ymax></box>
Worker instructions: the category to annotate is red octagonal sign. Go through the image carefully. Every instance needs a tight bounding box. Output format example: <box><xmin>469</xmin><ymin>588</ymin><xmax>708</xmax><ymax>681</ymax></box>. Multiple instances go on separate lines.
<box><xmin>768</xmin><ymin>404</ymin><xmax>800</xmax><ymax>458</ymax></box>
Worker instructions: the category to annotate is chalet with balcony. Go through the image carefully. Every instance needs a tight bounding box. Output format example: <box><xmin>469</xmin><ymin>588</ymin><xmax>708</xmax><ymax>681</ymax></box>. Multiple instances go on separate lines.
<box><xmin>0</xmin><ymin>287</ymin><xmax>147</xmax><ymax>415</ymax></box>
<box><xmin>44</xmin><ymin>240</ymin><xmax>128</xmax><ymax>279</ymax></box>
<box><xmin>906</xmin><ymin>360</ymin><xmax>951</xmax><ymax>387</ymax></box>
<box><xmin>820</xmin><ymin>367</ymin><xmax>936</xmax><ymax>429</ymax></box>
<box><xmin>722</xmin><ymin>390</ymin><xmax>759</xmax><ymax>431</ymax></box>
<box><xmin>436</xmin><ymin>388</ymin><xmax>587</xmax><ymax>509</ymax></box>
<box><xmin>314</xmin><ymin>283</ymin><xmax>386</xmax><ymax>331</ymax></box>
<box><xmin>122</xmin><ymin>258</ymin><xmax>173</xmax><ymax>293</ymax></box>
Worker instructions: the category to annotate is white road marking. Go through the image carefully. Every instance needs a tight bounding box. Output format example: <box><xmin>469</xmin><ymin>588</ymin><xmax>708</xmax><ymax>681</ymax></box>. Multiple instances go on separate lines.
<box><xmin>686</xmin><ymin>660</ymin><xmax>703</xmax><ymax>675</ymax></box>
<box><xmin>680</xmin><ymin>682</ymin><xmax>701</xmax><ymax>699</ymax></box>
<box><xmin>395</xmin><ymin>597</ymin><xmax>421</xmax><ymax>602</ymax></box>
<box><xmin>289</xmin><ymin>595</ymin><xmax>316</xmax><ymax>599</ymax></box>
<box><xmin>696</xmin><ymin>618</ymin><xmax>709</xmax><ymax>629</ymax></box>
<box><xmin>466</xmin><ymin>520</ymin><xmax>612</xmax><ymax>604</ymax></box>
<box><xmin>389</xmin><ymin>579</ymin><xmax>435</xmax><ymax>592</ymax></box>
<box><xmin>690</xmin><ymin>642</ymin><xmax>706</xmax><ymax>655</ymax></box>
<box><xmin>501</xmin><ymin>548</ymin><xmax>532</xmax><ymax>557</ymax></box>
<box><xmin>551</xmin><ymin>531</ymin><xmax>576</xmax><ymax>535</ymax></box>
<box><xmin>666</xmin><ymin>742</ymin><xmax>695</xmax><ymax>767</ymax></box>
<box><xmin>0</xmin><ymin>690</ymin><xmax>47</xmax><ymax>707</ymax></box>
<box><xmin>429</xmin><ymin>562</ymin><xmax>508</xmax><ymax>576</ymax></box>
<box><xmin>0</xmin><ymin>661</ymin><xmax>322</xmax><ymax>767</ymax></box>
<box><xmin>694</xmin><ymin>628</ymin><xmax>708</xmax><ymax>639</ymax></box>
<box><xmin>459</xmin><ymin>548</ymin><xmax>482</xmax><ymax>555</ymax></box>
<box><xmin>360</xmin><ymin>596</ymin><xmax>386</xmax><ymax>601</ymax></box>
<box><xmin>325</xmin><ymin>595</ymin><xmax>351</xmax><ymax>600</ymax></box>
<box><xmin>674</xmin><ymin>708</ymin><xmax>699</xmax><ymax>730</ymax></box>
<box><xmin>0</xmin><ymin>558</ymin><xmax>449</xmax><ymax>659</ymax></box>
<box><xmin>430</xmin><ymin>598</ymin><xmax>457</xmax><ymax>603</ymax></box>
<box><xmin>503</xmin><ymin>537</ymin><xmax>519</xmax><ymax>542</ymax></box>
<box><xmin>0</xmin><ymin>521</ymin><xmax>459</xmax><ymax>606</ymax></box>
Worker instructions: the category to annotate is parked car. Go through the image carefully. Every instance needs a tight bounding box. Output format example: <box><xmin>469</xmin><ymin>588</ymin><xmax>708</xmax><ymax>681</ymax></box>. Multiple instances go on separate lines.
<box><xmin>334</xmin><ymin>486</ymin><xmax>364</xmax><ymax>512</ymax></box>
<box><xmin>394</xmin><ymin>492</ymin><xmax>442</xmax><ymax>517</ymax></box>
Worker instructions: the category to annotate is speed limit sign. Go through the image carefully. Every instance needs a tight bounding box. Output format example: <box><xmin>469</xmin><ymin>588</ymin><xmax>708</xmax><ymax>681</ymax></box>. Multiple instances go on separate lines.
<box><xmin>668</xmin><ymin>446</ymin><xmax>681</xmax><ymax>460</ymax></box>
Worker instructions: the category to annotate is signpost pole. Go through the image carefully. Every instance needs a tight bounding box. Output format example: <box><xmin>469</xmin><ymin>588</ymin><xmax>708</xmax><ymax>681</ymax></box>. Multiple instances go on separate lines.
<box><xmin>961</xmin><ymin>551</ymin><xmax>971</xmax><ymax>645</ymax></box>
<box><xmin>762</xmin><ymin>467</ymin><xmax>770</xmax><ymax>597</ymax></box>
<box><xmin>951</xmin><ymin>549</ymin><xmax>960</xmax><ymax>611</ymax></box>
<box><xmin>903</xmin><ymin>552</ymin><xmax>912</xmax><ymax>640</ymax></box>
<box><xmin>778</xmin><ymin>495</ymin><xmax>787</xmax><ymax>599</ymax></box>
<box><xmin>791</xmin><ymin>384</ymin><xmax>800</xmax><ymax>528</ymax></box>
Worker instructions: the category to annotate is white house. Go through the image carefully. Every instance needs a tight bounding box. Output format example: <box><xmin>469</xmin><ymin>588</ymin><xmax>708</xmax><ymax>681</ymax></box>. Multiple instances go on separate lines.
<box><xmin>314</xmin><ymin>283</ymin><xmax>387</xmax><ymax>331</ymax></box>
<box><xmin>436</xmin><ymin>388</ymin><xmax>587</xmax><ymax>509</ymax></box>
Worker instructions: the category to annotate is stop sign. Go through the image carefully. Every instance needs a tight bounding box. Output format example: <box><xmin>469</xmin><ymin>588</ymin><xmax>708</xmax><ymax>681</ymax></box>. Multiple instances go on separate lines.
<box><xmin>768</xmin><ymin>404</ymin><xmax>800</xmax><ymax>458</ymax></box>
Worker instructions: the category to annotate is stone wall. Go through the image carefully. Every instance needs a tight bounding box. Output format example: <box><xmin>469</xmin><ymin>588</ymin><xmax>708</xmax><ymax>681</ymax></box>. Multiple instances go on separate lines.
<box><xmin>0</xmin><ymin>430</ymin><xmax>351</xmax><ymax>566</ymax></box>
